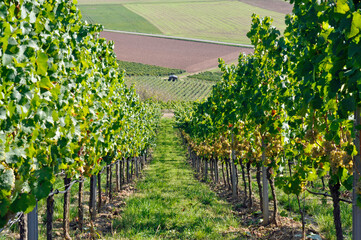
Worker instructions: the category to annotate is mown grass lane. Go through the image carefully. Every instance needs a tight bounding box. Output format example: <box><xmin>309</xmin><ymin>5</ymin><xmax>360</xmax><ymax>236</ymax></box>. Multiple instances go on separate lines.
<box><xmin>110</xmin><ymin>117</ymin><xmax>245</xmax><ymax>239</ymax></box>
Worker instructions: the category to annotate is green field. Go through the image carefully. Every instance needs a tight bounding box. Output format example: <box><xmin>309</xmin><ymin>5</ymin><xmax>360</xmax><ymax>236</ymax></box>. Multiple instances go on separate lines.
<box><xmin>125</xmin><ymin>1</ymin><xmax>286</xmax><ymax>44</ymax></box>
<box><xmin>188</xmin><ymin>71</ymin><xmax>223</xmax><ymax>82</ymax></box>
<box><xmin>118</xmin><ymin>60</ymin><xmax>185</xmax><ymax>76</ymax></box>
<box><xmin>79</xmin><ymin>4</ymin><xmax>162</xmax><ymax>33</ymax></box>
<box><xmin>78</xmin><ymin>0</ymin><xmax>287</xmax><ymax>44</ymax></box>
<box><xmin>77</xmin><ymin>0</ymin><xmax>222</xmax><ymax>4</ymax></box>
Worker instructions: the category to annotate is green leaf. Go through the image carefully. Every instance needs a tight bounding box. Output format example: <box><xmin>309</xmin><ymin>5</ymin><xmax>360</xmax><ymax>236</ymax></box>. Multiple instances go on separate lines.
<box><xmin>33</xmin><ymin>180</ymin><xmax>52</xmax><ymax>200</ymax></box>
<box><xmin>311</xmin><ymin>93</ymin><xmax>323</xmax><ymax>109</ymax></box>
<box><xmin>342</xmin><ymin>175</ymin><xmax>353</xmax><ymax>190</ymax></box>
<box><xmin>335</xmin><ymin>0</ymin><xmax>350</xmax><ymax>14</ymax></box>
<box><xmin>0</xmin><ymin>196</ymin><xmax>10</xmax><ymax>220</ymax></box>
<box><xmin>348</xmin><ymin>12</ymin><xmax>361</xmax><ymax>39</ymax></box>
<box><xmin>0</xmin><ymin>106</ymin><xmax>7</xmax><ymax>120</ymax></box>
<box><xmin>39</xmin><ymin>76</ymin><xmax>53</xmax><ymax>90</ymax></box>
<box><xmin>0</xmin><ymin>166</ymin><xmax>15</xmax><ymax>192</ymax></box>
<box><xmin>10</xmin><ymin>193</ymin><xmax>36</xmax><ymax>213</ymax></box>
<box><xmin>338</xmin><ymin>97</ymin><xmax>355</xmax><ymax>118</ymax></box>
<box><xmin>308</xmin><ymin>169</ymin><xmax>318</xmax><ymax>182</ymax></box>
<box><xmin>29</xmin><ymin>11</ymin><xmax>36</xmax><ymax>24</ymax></box>
<box><xmin>0</xmin><ymin>3</ymin><xmax>7</xmax><ymax>20</ymax></box>
<box><xmin>355</xmin><ymin>124</ymin><xmax>361</xmax><ymax>130</ymax></box>
<box><xmin>2</xmin><ymin>53</ymin><xmax>13</xmax><ymax>66</ymax></box>
<box><xmin>36</xmin><ymin>51</ymin><xmax>48</xmax><ymax>75</ymax></box>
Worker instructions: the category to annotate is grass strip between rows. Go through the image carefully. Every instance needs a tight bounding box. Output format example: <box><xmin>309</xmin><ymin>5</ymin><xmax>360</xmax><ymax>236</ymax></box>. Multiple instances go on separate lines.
<box><xmin>110</xmin><ymin>117</ymin><xmax>244</xmax><ymax>239</ymax></box>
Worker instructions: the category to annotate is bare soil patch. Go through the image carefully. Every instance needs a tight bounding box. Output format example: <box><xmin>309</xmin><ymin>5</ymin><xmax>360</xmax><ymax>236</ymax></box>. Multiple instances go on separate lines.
<box><xmin>210</xmin><ymin>184</ymin><xmax>323</xmax><ymax>240</ymax></box>
<box><xmin>239</xmin><ymin>0</ymin><xmax>293</xmax><ymax>14</ymax></box>
<box><xmin>162</xmin><ymin>110</ymin><xmax>174</xmax><ymax>118</ymax></box>
<box><xmin>100</xmin><ymin>31</ymin><xmax>253</xmax><ymax>73</ymax></box>
<box><xmin>48</xmin><ymin>182</ymin><xmax>137</xmax><ymax>240</ymax></box>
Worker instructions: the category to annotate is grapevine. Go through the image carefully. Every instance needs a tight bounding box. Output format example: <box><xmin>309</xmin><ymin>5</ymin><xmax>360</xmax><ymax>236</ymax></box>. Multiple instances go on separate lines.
<box><xmin>0</xmin><ymin>0</ymin><xmax>161</xmax><ymax>228</ymax></box>
<box><xmin>175</xmin><ymin>0</ymin><xmax>361</xmax><ymax>238</ymax></box>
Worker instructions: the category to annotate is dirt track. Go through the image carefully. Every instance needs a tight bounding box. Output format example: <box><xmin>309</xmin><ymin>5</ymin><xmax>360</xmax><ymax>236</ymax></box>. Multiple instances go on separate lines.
<box><xmin>100</xmin><ymin>31</ymin><xmax>253</xmax><ymax>73</ymax></box>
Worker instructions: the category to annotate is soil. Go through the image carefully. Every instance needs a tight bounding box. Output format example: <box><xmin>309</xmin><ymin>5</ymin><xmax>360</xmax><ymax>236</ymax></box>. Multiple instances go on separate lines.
<box><xmin>210</xmin><ymin>184</ymin><xmax>323</xmax><ymax>240</ymax></box>
<box><xmin>162</xmin><ymin>112</ymin><xmax>174</xmax><ymax>118</ymax></box>
<box><xmin>50</xmin><ymin>182</ymin><xmax>139</xmax><ymax>240</ymax></box>
<box><xmin>100</xmin><ymin>31</ymin><xmax>253</xmax><ymax>73</ymax></box>
<box><xmin>189</xmin><ymin>160</ymin><xmax>324</xmax><ymax>240</ymax></box>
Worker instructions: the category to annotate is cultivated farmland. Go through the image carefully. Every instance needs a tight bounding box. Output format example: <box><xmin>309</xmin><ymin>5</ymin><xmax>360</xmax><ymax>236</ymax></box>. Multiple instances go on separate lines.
<box><xmin>124</xmin><ymin>1</ymin><xmax>287</xmax><ymax>44</ymax></box>
<box><xmin>125</xmin><ymin>76</ymin><xmax>214</xmax><ymax>102</ymax></box>
<box><xmin>79</xmin><ymin>4</ymin><xmax>162</xmax><ymax>34</ymax></box>
<box><xmin>78</xmin><ymin>0</ymin><xmax>290</xmax><ymax>44</ymax></box>
<box><xmin>100</xmin><ymin>31</ymin><xmax>253</xmax><ymax>73</ymax></box>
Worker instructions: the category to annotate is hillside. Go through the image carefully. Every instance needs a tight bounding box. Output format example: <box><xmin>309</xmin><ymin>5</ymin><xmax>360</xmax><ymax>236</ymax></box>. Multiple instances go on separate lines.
<box><xmin>77</xmin><ymin>0</ymin><xmax>289</xmax><ymax>45</ymax></box>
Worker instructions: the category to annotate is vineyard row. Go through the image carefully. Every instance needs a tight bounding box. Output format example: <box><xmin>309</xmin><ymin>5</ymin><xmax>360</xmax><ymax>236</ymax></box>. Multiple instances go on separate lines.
<box><xmin>174</xmin><ymin>1</ymin><xmax>361</xmax><ymax>239</ymax></box>
<box><xmin>0</xmin><ymin>0</ymin><xmax>161</xmax><ymax>232</ymax></box>
<box><xmin>12</xmin><ymin>154</ymin><xmax>149</xmax><ymax>239</ymax></box>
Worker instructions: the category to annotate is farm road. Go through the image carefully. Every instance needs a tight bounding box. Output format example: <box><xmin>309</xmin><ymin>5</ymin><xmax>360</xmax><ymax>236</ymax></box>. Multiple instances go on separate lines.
<box><xmin>100</xmin><ymin>31</ymin><xmax>253</xmax><ymax>73</ymax></box>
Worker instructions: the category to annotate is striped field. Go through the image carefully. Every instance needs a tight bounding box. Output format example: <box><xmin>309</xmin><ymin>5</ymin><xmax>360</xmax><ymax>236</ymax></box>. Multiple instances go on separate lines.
<box><xmin>124</xmin><ymin>1</ymin><xmax>286</xmax><ymax>44</ymax></box>
<box><xmin>125</xmin><ymin>76</ymin><xmax>214</xmax><ymax>102</ymax></box>
<box><xmin>78</xmin><ymin>0</ymin><xmax>288</xmax><ymax>44</ymax></box>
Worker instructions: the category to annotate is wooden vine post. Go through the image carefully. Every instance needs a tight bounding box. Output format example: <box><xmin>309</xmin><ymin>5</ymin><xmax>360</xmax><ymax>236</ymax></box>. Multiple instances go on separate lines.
<box><xmin>116</xmin><ymin>161</ymin><xmax>120</xmax><ymax>192</ymax></box>
<box><xmin>120</xmin><ymin>160</ymin><xmax>123</xmax><ymax>187</ymax></box>
<box><xmin>121</xmin><ymin>160</ymin><xmax>125</xmax><ymax>185</ymax></box>
<box><xmin>240</xmin><ymin>162</ymin><xmax>248</xmax><ymax>206</ymax></box>
<box><xmin>97</xmin><ymin>173</ymin><xmax>102</xmax><ymax>213</ymax></box>
<box><xmin>214</xmin><ymin>158</ymin><xmax>219</xmax><ymax>184</ymax></box>
<box><xmin>231</xmin><ymin>133</ymin><xmax>238</xmax><ymax>198</ymax></box>
<box><xmin>262</xmin><ymin>139</ymin><xmax>269</xmax><ymax>224</ymax></box>
<box><xmin>63</xmin><ymin>178</ymin><xmax>71</xmax><ymax>240</ymax></box>
<box><xmin>106</xmin><ymin>166</ymin><xmax>110</xmax><ymax>199</ymax></box>
<box><xmin>130</xmin><ymin>158</ymin><xmax>134</xmax><ymax>178</ymax></box>
<box><xmin>353</xmin><ymin>105</ymin><xmax>361</xmax><ymax>240</ymax></box>
<box><xmin>196</xmin><ymin>155</ymin><xmax>200</xmax><ymax>173</ymax></box>
<box><xmin>135</xmin><ymin>157</ymin><xmax>139</xmax><ymax>178</ymax></box>
<box><xmin>78</xmin><ymin>179</ymin><xmax>84</xmax><ymax>232</ymax></box>
<box><xmin>46</xmin><ymin>194</ymin><xmax>54</xmax><ymax>240</ymax></box>
<box><xmin>19</xmin><ymin>213</ymin><xmax>27</xmax><ymax>240</ymax></box>
<box><xmin>126</xmin><ymin>158</ymin><xmax>130</xmax><ymax>183</ymax></box>
<box><xmin>109</xmin><ymin>164</ymin><xmax>113</xmax><ymax>200</ymax></box>
<box><xmin>89</xmin><ymin>175</ymin><xmax>97</xmax><ymax>221</ymax></box>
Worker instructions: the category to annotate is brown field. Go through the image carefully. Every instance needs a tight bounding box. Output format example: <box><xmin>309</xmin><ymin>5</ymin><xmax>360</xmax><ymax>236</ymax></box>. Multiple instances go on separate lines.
<box><xmin>100</xmin><ymin>31</ymin><xmax>253</xmax><ymax>73</ymax></box>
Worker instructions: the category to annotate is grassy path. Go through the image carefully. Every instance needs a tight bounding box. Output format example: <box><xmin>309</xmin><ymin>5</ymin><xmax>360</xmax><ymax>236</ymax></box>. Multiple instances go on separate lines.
<box><xmin>111</xmin><ymin>118</ymin><xmax>244</xmax><ymax>239</ymax></box>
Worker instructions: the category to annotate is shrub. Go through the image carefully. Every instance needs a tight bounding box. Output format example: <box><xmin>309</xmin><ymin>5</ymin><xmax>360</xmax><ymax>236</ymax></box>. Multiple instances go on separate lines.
<box><xmin>188</xmin><ymin>71</ymin><xmax>223</xmax><ymax>82</ymax></box>
<box><xmin>118</xmin><ymin>61</ymin><xmax>185</xmax><ymax>76</ymax></box>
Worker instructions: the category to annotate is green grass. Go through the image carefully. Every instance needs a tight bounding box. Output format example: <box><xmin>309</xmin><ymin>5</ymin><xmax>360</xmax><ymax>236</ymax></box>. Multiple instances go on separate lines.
<box><xmin>276</xmin><ymin>183</ymin><xmax>352</xmax><ymax>240</ymax></box>
<box><xmin>188</xmin><ymin>71</ymin><xmax>223</xmax><ymax>81</ymax></box>
<box><xmin>125</xmin><ymin>76</ymin><xmax>214</xmax><ymax>101</ymax></box>
<box><xmin>246</xmin><ymin>171</ymin><xmax>352</xmax><ymax>240</ymax></box>
<box><xmin>118</xmin><ymin>61</ymin><xmax>185</xmax><ymax>76</ymax></box>
<box><xmin>78</xmin><ymin>4</ymin><xmax>162</xmax><ymax>33</ymax></box>
<box><xmin>124</xmin><ymin>1</ymin><xmax>286</xmax><ymax>44</ymax></box>
<box><xmin>109</xmin><ymin>118</ymin><xmax>245</xmax><ymax>239</ymax></box>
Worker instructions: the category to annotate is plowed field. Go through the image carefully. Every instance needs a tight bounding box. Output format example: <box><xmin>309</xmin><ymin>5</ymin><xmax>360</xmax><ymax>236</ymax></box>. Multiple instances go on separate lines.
<box><xmin>100</xmin><ymin>31</ymin><xmax>253</xmax><ymax>73</ymax></box>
